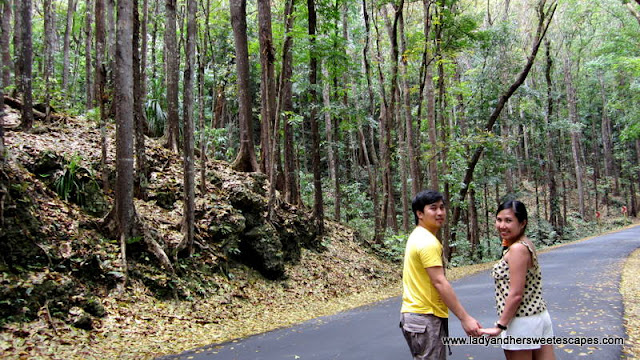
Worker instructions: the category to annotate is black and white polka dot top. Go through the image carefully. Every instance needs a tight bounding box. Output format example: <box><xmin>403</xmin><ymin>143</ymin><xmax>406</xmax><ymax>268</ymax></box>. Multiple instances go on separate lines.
<box><xmin>491</xmin><ymin>241</ymin><xmax>547</xmax><ymax>318</ymax></box>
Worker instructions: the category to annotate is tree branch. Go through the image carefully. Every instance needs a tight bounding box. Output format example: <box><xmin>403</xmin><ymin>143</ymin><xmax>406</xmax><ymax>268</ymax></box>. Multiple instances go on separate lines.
<box><xmin>450</xmin><ymin>0</ymin><xmax>557</xmax><ymax>244</ymax></box>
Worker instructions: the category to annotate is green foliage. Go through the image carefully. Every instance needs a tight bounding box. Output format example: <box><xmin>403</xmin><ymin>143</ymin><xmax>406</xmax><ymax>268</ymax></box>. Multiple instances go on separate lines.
<box><xmin>145</xmin><ymin>78</ymin><xmax>168</xmax><ymax>137</ymax></box>
<box><xmin>372</xmin><ymin>233</ymin><xmax>407</xmax><ymax>263</ymax></box>
<box><xmin>52</xmin><ymin>154</ymin><xmax>106</xmax><ymax>215</ymax></box>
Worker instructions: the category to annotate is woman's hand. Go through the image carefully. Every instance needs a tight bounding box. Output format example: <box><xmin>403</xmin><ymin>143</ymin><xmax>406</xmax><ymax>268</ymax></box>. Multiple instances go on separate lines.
<box><xmin>479</xmin><ymin>327</ymin><xmax>502</xmax><ymax>337</ymax></box>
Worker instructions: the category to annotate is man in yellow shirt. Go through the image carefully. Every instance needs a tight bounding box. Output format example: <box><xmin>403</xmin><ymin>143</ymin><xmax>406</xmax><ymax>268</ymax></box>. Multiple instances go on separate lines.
<box><xmin>400</xmin><ymin>190</ymin><xmax>481</xmax><ymax>359</ymax></box>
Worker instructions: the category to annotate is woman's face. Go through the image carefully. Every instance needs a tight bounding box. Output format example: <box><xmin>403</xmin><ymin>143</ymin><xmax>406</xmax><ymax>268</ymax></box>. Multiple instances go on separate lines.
<box><xmin>495</xmin><ymin>208</ymin><xmax>526</xmax><ymax>243</ymax></box>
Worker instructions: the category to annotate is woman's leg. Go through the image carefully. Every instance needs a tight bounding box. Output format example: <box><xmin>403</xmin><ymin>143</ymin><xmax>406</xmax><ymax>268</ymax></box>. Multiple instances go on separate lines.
<box><xmin>504</xmin><ymin>349</ymin><xmax>533</xmax><ymax>360</ymax></box>
<box><xmin>533</xmin><ymin>345</ymin><xmax>556</xmax><ymax>360</ymax></box>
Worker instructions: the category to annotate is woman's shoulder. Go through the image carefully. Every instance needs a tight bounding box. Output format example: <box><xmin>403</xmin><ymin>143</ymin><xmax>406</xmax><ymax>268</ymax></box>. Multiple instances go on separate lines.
<box><xmin>508</xmin><ymin>241</ymin><xmax>534</xmax><ymax>258</ymax></box>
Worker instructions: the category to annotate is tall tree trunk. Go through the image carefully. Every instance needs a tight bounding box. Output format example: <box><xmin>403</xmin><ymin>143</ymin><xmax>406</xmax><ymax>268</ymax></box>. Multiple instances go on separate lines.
<box><xmin>426</xmin><ymin>65</ymin><xmax>438</xmax><ymax>190</ymax></box>
<box><xmin>198</xmin><ymin>53</ymin><xmax>206</xmax><ymax>195</ymax></box>
<box><xmin>469</xmin><ymin>187</ymin><xmax>479</xmax><ymax>257</ymax></box>
<box><xmin>95</xmin><ymin>0</ymin><xmax>108</xmax><ymax>192</ymax></box>
<box><xmin>399</xmin><ymin>10</ymin><xmax>420</xmax><ymax>196</ymax></box>
<box><xmin>258</xmin><ymin>0</ymin><xmax>276</xmax><ymax>176</ymax></box>
<box><xmin>115</xmin><ymin>0</ymin><xmax>135</xmax><ymax>275</ymax></box>
<box><xmin>133</xmin><ymin>0</ymin><xmax>148</xmax><ymax>199</ymax></box>
<box><xmin>20</xmin><ymin>0</ymin><xmax>33</xmax><ymax>130</ymax></box>
<box><xmin>85</xmin><ymin>0</ymin><xmax>94</xmax><ymax>109</ymax></box>
<box><xmin>230</xmin><ymin>0</ymin><xmax>258</xmax><ymax>172</ymax></box>
<box><xmin>308</xmin><ymin>0</ymin><xmax>324</xmax><ymax>235</ymax></box>
<box><xmin>361</xmin><ymin>0</ymin><xmax>380</xmax><ymax>233</ymax></box>
<box><xmin>599</xmin><ymin>72</ymin><xmax>618</xmax><ymax>195</ymax></box>
<box><xmin>361</xmin><ymin>0</ymin><xmax>378</xmax><ymax>169</ymax></box>
<box><xmin>164</xmin><ymin>0</ymin><xmax>180</xmax><ymax>152</ymax></box>
<box><xmin>12</xmin><ymin>0</ymin><xmax>21</xmax><ymax>96</ymax></box>
<box><xmin>322</xmin><ymin>64</ymin><xmax>340</xmax><ymax>221</ymax></box>
<box><xmin>0</xmin><ymin>0</ymin><xmax>11</xmax><ymax>89</ymax></box>
<box><xmin>43</xmin><ymin>0</ymin><xmax>56</xmax><ymax>122</ymax></box>
<box><xmin>140</xmin><ymin>0</ymin><xmax>148</xmax><ymax>102</ymax></box>
<box><xmin>279</xmin><ymin>0</ymin><xmax>299</xmax><ymax>205</ymax></box>
<box><xmin>544</xmin><ymin>40</ymin><xmax>560</xmax><ymax>233</ymax></box>
<box><xmin>62</xmin><ymin>0</ymin><xmax>75</xmax><ymax>93</ymax></box>
<box><xmin>179</xmin><ymin>0</ymin><xmax>196</xmax><ymax>256</ymax></box>
<box><xmin>563</xmin><ymin>55</ymin><xmax>585</xmax><ymax>219</ymax></box>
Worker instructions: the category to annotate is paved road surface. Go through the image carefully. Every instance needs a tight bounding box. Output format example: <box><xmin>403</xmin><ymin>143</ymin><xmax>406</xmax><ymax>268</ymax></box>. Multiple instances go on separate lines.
<box><xmin>158</xmin><ymin>226</ymin><xmax>639</xmax><ymax>360</ymax></box>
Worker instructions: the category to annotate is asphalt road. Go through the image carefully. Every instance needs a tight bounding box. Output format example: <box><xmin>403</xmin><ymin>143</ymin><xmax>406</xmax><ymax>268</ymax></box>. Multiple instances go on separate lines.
<box><xmin>158</xmin><ymin>225</ymin><xmax>640</xmax><ymax>360</ymax></box>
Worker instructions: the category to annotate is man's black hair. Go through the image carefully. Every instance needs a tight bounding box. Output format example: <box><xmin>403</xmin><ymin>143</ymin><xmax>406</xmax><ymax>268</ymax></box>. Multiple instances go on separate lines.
<box><xmin>412</xmin><ymin>190</ymin><xmax>445</xmax><ymax>225</ymax></box>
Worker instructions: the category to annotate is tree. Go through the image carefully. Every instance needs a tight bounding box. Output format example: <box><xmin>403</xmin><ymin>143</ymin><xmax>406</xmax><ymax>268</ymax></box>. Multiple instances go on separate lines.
<box><xmin>562</xmin><ymin>54</ymin><xmax>586</xmax><ymax>219</ymax></box>
<box><xmin>179</xmin><ymin>0</ymin><xmax>197</xmax><ymax>256</ymax></box>
<box><xmin>12</xmin><ymin>0</ymin><xmax>21</xmax><ymax>97</ymax></box>
<box><xmin>43</xmin><ymin>0</ymin><xmax>56</xmax><ymax>122</ymax></box>
<box><xmin>258</xmin><ymin>0</ymin><xmax>276</xmax><ymax>176</ymax></box>
<box><xmin>19</xmin><ymin>0</ymin><xmax>33</xmax><ymax>130</ymax></box>
<box><xmin>85</xmin><ymin>0</ymin><xmax>93</xmax><ymax>109</ymax></box>
<box><xmin>164</xmin><ymin>0</ymin><xmax>180</xmax><ymax>152</ymax></box>
<box><xmin>1</xmin><ymin>0</ymin><xmax>11</xmax><ymax>89</ymax></box>
<box><xmin>133</xmin><ymin>0</ymin><xmax>148</xmax><ymax>199</ymax></box>
<box><xmin>230</xmin><ymin>0</ymin><xmax>258</xmax><ymax>172</ymax></box>
<box><xmin>115</xmin><ymin>0</ymin><xmax>135</xmax><ymax>278</ymax></box>
<box><xmin>308</xmin><ymin>0</ymin><xmax>324</xmax><ymax>235</ymax></box>
<box><xmin>279</xmin><ymin>0</ymin><xmax>300</xmax><ymax>205</ymax></box>
<box><xmin>95</xmin><ymin>0</ymin><xmax>109</xmax><ymax>192</ymax></box>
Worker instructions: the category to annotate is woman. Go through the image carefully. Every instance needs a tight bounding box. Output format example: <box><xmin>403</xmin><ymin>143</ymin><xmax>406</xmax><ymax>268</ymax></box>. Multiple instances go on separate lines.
<box><xmin>480</xmin><ymin>200</ymin><xmax>555</xmax><ymax>360</ymax></box>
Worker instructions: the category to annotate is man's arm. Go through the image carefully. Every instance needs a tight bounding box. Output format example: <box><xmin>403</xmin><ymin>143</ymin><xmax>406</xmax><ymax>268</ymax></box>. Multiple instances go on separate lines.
<box><xmin>427</xmin><ymin>266</ymin><xmax>481</xmax><ymax>336</ymax></box>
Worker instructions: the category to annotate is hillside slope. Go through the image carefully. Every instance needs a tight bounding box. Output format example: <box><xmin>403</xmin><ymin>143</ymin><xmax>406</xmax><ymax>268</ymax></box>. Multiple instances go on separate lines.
<box><xmin>0</xmin><ymin>108</ymin><xmax>401</xmax><ymax>358</ymax></box>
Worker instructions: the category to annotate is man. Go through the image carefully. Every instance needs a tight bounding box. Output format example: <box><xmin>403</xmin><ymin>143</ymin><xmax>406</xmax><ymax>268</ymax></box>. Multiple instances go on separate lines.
<box><xmin>400</xmin><ymin>190</ymin><xmax>481</xmax><ymax>360</ymax></box>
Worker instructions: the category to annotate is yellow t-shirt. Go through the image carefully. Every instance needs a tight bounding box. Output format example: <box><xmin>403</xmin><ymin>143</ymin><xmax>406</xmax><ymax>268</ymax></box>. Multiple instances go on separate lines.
<box><xmin>400</xmin><ymin>226</ymin><xmax>448</xmax><ymax>318</ymax></box>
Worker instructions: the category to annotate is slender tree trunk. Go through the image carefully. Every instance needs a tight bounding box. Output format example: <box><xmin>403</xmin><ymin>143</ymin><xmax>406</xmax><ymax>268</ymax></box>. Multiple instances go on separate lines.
<box><xmin>563</xmin><ymin>55</ymin><xmax>585</xmax><ymax>219</ymax></box>
<box><xmin>12</xmin><ymin>0</ymin><xmax>21</xmax><ymax>96</ymax></box>
<box><xmin>141</xmin><ymin>0</ymin><xmax>148</xmax><ymax>102</ymax></box>
<box><xmin>179</xmin><ymin>0</ymin><xmax>196</xmax><ymax>256</ymax></box>
<box><xmin>322</xmin><ymin>64</ymin><xmax>340</xmax><ymax>221</ymax></box>
<box><xmin>20</xmin><ymin>0</ymin><xmax>33</xmax><ymax>130</ymax></box>
<box><xmin>308</xmin><ymin>0</ymin><xmax>324</xmax><ymax>235</ymax></box>
<box><xmin>62</xmin><ymin>0</ymin><xmax>75</xmax><ymax>93</ymax></box>
<box><xmin>279</xmin><ymin>0</ymin><xmax>299</xmax><ymax>205</ymax></box>
<box><xmin>426</xmin><ymin>65</ymin><xmax>438</xmax><ymax>190</ymax></box>
<box><xmin>0</xmin><ymin>0</ymin><xmax>9</xmax><ymax>89</ymax></box>
<box><xmin>258</xmin><ymin>0</ymin><xmax>276</xmax><ymax>176</ymax></box>
<box><xmin>164</xmin><ymin>0</ymin><xmax>180</xmax><ymax>152</ymax></box>
<box><xmin>469</xmin><ymin>187</ymin><xmax>479</xmax><ymax>257</ymax></box>
<box><xmin>85</xmin><ymin>0</ymin><xmax>94</xmax><ymax>109</ymax></box>
<box><xmin>361</xmin><ymin>0</ymin><xmax>379</xmax><ymax>234</ymax></box>
<box><xmin>95</xmin><ymin>0</ymin><xmax>108</xmax><ymax>192</ymax></box>
<box><xmin>133</xmin><ymin>0</ymin><xmax>148</xmax><ymax>200</ymax></box>
<box><xmin>198</xmin><ymin>51</ymin><xmax>206</xmax><ymax>195</ymax></box>
<box><xmin>151</xmin><ymin>0</ymin><xmax>159</xmax><ymax>83</ymax></box>
<box><xmin>399</xmin><ymin>10</ymin><xmax>420</xmax><ymax>196</ymax></box>
<box><xmin>230</xmin><ymin>0</ymin><xmax>259</xmax><ymax>172</ymax></box>
<box><xmin>43</xmin><ymin>0</ymin><xmax>56</xmax><ymax>122</ymax></box>
<box><xmin>599</xmin><ymin>73</ymin><xmax>618</xmax><ymax>195</ymax></box>
<box><xmin>0</xmin><ymin>3</ymin><xmax>8</xmax><ymax>96</ymax></box>
<box><xmin>361</xmin><ymin>0</ymin><xmax>378</xmax><ymax>169</ymax></box>
<box><xmin>115</xmin><ymin>0</ymin><xmax>135</xmax><ymax>276</ymax></box>
<box><xmin>544</xmin><ymin>40</ymin><xmax>560</xmax><ymax>234</ymax></box>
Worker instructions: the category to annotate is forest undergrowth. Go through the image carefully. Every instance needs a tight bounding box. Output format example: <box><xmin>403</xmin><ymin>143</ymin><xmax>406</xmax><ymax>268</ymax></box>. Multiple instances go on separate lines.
<box><xmin>0</xmin><ymin>110</ymin><xmax>637</xmax><ymax>359</ymax></box>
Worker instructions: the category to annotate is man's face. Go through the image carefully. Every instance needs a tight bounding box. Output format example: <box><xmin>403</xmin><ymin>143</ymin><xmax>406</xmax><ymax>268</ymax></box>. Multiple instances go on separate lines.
<box><xmin>418</xmin><ymin>200</ymin><xmax>446</xmax><ymax>232</ymax></box>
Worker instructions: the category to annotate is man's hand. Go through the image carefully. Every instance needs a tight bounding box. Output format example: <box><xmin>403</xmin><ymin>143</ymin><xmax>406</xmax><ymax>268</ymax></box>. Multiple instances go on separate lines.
<box><xmin>479</xmin><ymin>327</ymin><xmax>502</xmax><ymax>337</ymax></box>
<box><xmin>461</xmin><ymin>316</ymin><xmax>482</xmax><ymax>337</ymax></box>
